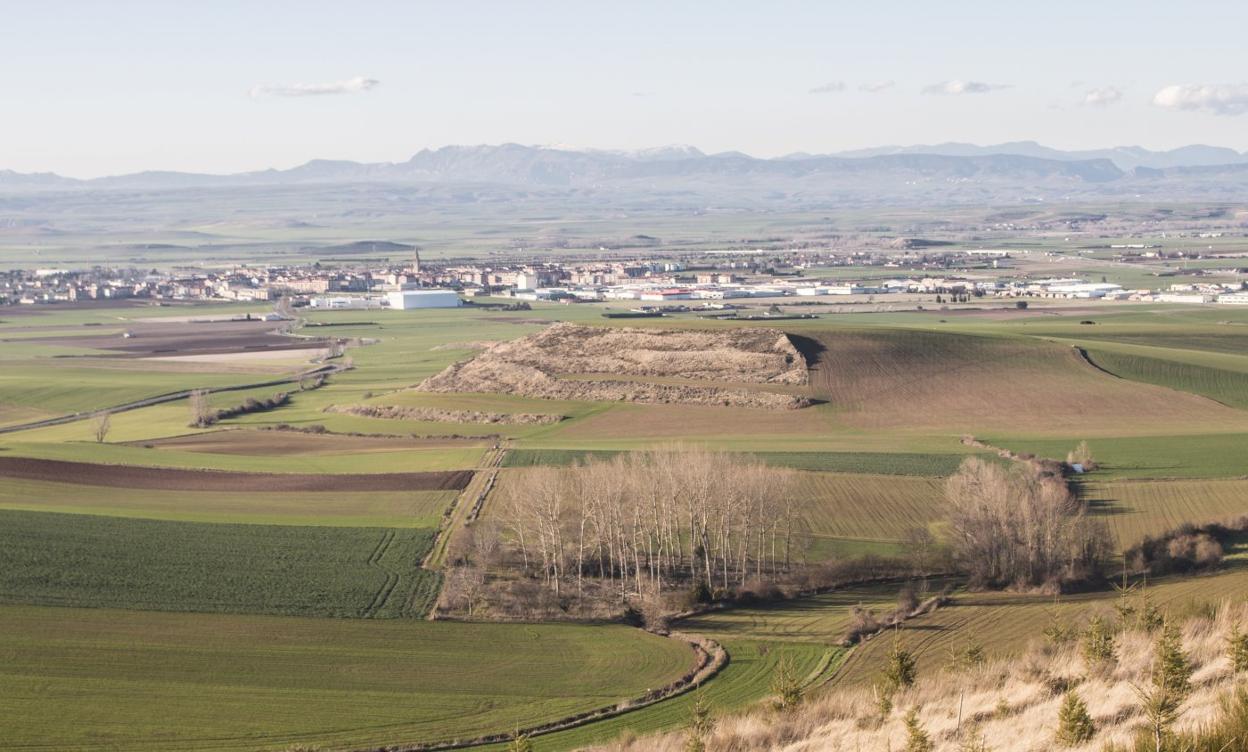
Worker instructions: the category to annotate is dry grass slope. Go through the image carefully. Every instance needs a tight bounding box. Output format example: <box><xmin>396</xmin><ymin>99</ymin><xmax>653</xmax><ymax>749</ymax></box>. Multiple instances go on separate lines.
<box><xmin>832</xmin><ymin>568</ymin><xmax>1248</xmax><ymax>687</ymax></box>
<box><xmin>596</xmin><ymin>600</ymin><xmax>1248</xmax><ymax>751</ymax></box>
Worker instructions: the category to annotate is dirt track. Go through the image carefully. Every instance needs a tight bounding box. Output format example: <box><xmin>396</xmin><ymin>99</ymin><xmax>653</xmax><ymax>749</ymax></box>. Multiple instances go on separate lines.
<box><xmin>0</xmin><ymin>456</ymin><xmax>473</xmax><ymax>492</ymax></box>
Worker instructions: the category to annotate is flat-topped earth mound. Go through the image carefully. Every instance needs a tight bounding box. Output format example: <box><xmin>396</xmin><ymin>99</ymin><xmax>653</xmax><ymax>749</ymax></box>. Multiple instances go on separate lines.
<box><xmin>417</xmin><ymin>322</ymin><xmax>811</xmax><ymax>409</ymax></box>
<box><xmin>0</xmin><ymin>456</ymin><xmax>472</xmax><ymax>492</ymax></box>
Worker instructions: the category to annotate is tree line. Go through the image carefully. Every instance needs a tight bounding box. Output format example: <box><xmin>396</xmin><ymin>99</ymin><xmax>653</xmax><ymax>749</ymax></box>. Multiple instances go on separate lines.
<box><xmin>494</xmin><ymin>448</ymin><xmax>801</xmax><ymax>603</ymax></box>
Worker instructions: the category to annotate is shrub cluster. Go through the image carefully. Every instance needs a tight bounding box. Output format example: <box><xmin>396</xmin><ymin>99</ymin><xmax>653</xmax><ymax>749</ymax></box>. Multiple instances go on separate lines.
<box><xmin>945</xmin><ymin>457</ymin><xmax>1110</xmax><ymax>591</ymax></box>
<box><xmin>1125</xmin><ymin>517</ymin><xmax>1247</xmax><ymax>576</ymax></box>
<box><xmin>190</xmin><ymin>392</ymin><xmax>290</xmax><ymax>428</ymax></box>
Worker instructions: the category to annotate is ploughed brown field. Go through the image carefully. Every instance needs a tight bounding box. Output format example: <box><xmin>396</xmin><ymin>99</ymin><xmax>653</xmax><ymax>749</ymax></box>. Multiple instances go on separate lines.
<box><xmin>15</xmin><ymin>319</ymin><xmax>325</xmax><ymax>358</ymax></box>
<box><xmin>128</xmin><ymin>429</ymin><xmax>489</xmax><ymax>456</ymax></box>
<box><xmin>0</xmin><ymin>456</ymin><xmax>473</xmax><ymax>492</ymax></box>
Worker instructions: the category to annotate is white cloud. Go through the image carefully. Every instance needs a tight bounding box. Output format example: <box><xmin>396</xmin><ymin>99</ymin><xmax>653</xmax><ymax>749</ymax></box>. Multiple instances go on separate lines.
<box><xmin>859</xmin><ymin>80</ymin><xmax>896</xmax><ymax>93</ymax></box>
<box><xmin>1152</xmin><ymin>83</ymin><xmax>1248</xmax><ymax>116</ymax></box>
<box><xmin>1082</xmin><ymin>86</ymin><xmax>1123</xmax><ymax>107</ymax></box>
<box><xmin>808</xmin><ymin>81</ymin><xmax>846</xmax><ymax>94</ymax></box>
<box><xmin>250</xmin><ymin>76</ymin><xmax>379</xmax><ymax>98</ymax></box>
<box><xmin>922</xmin><ymin>80</ymin><xmax>1010</xmax><ymax>95</ymax></box>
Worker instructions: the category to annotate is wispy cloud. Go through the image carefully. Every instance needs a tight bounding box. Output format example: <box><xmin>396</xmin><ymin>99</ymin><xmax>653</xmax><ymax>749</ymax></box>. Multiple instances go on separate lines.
<box><xmin>249</xmin><ymin>76</ymin><xmax>379</xmax><ymax>99</ymax></box>
<box><xmin>922</xmin><ymin>80</ymin><xmax>1010</xmax><ymax>95</ymax></box>
<box><xmin>1152</xmin><ymin>83</ymin><xmax>1248</xmax><ymax>116</ymax></box>
<box><xmin>859</xmin><ymin>80</ymin><xmax>895</xmax><ymax>93</ymax></box>
<box><xmin>808</xmin><ymin>81</ymin><xmax>846</xmax><ymax>94</ymax></box>
<box><xmin>1082</xmin><ymin>86</ymin><xmax>1123</xmax><ymax>107</ymax></box>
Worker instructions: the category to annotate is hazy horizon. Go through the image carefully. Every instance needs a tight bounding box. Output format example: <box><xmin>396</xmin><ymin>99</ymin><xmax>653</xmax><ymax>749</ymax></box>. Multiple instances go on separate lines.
<box><xmin>5</xmin><ymin>0</ymin><xmax>1248</xmax><ymax>178</ymax></box>
<box><xmin>8</xmin><ymin>139</ymin><xmax>1248</xmax><ymax>182</ymax></box>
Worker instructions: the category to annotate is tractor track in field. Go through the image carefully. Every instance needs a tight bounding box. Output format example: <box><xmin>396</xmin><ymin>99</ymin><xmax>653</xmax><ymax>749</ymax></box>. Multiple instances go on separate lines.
<box><xmin>361</xmin><ymin>530</ymin><xmax>399</xmax><ymax>618</ymax></box>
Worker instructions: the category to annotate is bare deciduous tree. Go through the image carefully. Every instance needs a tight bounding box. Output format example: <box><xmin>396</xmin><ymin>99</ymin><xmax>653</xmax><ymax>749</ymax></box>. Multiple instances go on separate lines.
<box><xmin>92</xmin><ymin>412</ymin><xmax>112</xmax><ymax>443</ymax></box>
<box><xmin>495</xmin><ymin>448</ymin><xmax>800</xmax><ymax>607</ymax></box>
<box><xmin>945</xmin><ymin>457</ymin><xmax>1107</xmax><ymax>590</ymax></box>
<box><xmin>188</xmin><ymin>389</ymin><xmax>212</xmax><ymax>428</ymax></box>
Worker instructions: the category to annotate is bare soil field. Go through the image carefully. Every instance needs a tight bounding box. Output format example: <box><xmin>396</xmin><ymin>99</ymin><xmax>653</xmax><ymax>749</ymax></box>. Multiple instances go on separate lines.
<box><xmin>796</xmin><ymin>329</ymin><xmax>1248</xmax><ymax>433</ymax></box>
<box><xmin>25</xmin><ymin>356</ymin><xmax>303</xmax><ymax>376</ymax></box>
<box><xmin>0</xmin><ymin>299</ymin><xmax>152</xmax><ymax>317</ymax></box>
<box><xmin>23</xmin><ymin>319</ymin><xmax>324</xmax><ymax>359</ymax></box>
<box><xmin>128</xmin><ymin>429</ymin><xmax>487</xmax><ymax>456</ymax></box>
<box><xmin>556</xmin><ymin>402</ymin><xmax>837</xmax><ymax>440</ymax></box>
<box><xmin>326</xmin><ymin>403</ymin><xmax>563</xmax><ymax>425</ymax></box>
<box><xmin>149</xmin><ymin>347</ymin><xmax>327</xmax><ymax>364</ymax></box>
<box><xmin>0</xmin><ymin>456</ymin><xmax>473</xmax><ymax>492</ymax></box>
<box><xmin>418</xmin><ymin>323</ymin><xmax>810</xmax><ymax>409</ymax></box>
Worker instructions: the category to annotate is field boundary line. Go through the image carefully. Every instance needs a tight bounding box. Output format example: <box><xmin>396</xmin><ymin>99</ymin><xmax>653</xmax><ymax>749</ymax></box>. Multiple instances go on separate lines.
<box><xmin>422</xmin><ymin>443</ymin><xmax>507</xmax><ymax>574</ymax></box>
<box><xmin>359</xmin><ymin>630</ymin><xmax>727</xmax><ymax>752</ymax></box>
<box><xmin>0</xmin><ymin>363</ymin><xmax>347</xmax><ymax>436</ymax></box>
<box><xmin>1072</xmin><ymin>343</ymin><xmax>1245</xmax><ymax>410</ymax></box>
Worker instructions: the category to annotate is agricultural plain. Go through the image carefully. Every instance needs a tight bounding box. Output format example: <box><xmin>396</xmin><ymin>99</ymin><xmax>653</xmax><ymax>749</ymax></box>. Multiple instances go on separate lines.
<box><xmin>0</xmin><ymin>605</ymin><xmax>696</xmax><ymax>752</ymax></box>
<box><xmin>5</xmin><ymin>298</ymin><xmax>1248</xmax><ymax>750</ymax></box>
<box><xmin>0</xmin><ymin>510</ymin><xmax>441</xmax><ymax>617</ymax></box>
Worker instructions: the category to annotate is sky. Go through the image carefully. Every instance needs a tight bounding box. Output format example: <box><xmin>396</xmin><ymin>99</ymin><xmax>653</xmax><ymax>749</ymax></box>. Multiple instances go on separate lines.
<box><xmin>3</xmin><ymin>0</ymin><xmax>1248</xmax><ymax>178</ymax></box>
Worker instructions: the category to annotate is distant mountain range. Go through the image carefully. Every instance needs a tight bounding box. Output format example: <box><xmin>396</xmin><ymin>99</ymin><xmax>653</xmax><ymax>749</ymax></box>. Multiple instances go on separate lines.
<box><xmin>4</xmin><ymin>142</ymin><xmax>1248</xmax><ymax>205</ymax></box>
<box><xmin>825</xmin><ymin>141</ymin><xmax>1248</xmax><ymax>170</ymax></box>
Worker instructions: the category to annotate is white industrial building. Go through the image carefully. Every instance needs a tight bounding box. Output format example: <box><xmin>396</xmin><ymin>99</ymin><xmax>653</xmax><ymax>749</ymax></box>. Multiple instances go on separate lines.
<box><xmin>387</xmin><ymin>290</ymin><xmax>462</xmax><ymax>309</ymax></box>
<box><xmin>1044</xmin><ymin>282</ymin><xmax>1123</xmax><ymax>299</ymax></box>
<box><xmin>310</xmin><ymin>296</ymin><xmax>382</xmax><ymax>309</ymax></box>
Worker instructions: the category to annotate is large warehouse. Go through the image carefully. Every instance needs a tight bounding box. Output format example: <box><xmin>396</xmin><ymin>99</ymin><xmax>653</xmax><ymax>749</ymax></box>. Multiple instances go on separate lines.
<box><xmin>386</xmin><ymin>290</ymin><xmax>462</xmax><ymax>310</ymax></box>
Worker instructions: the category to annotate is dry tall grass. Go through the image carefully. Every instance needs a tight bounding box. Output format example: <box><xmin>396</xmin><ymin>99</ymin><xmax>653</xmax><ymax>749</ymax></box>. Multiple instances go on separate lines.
<box><xmin>589</xmin><ymin>602</ymin><xmax>1248</xmax><ymax>751</ymax></box>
